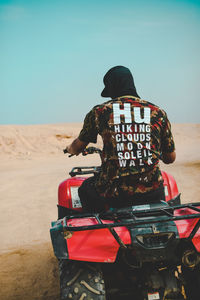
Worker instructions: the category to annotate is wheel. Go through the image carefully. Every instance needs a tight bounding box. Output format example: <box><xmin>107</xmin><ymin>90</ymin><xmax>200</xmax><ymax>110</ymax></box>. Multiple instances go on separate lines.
<box><xmin>59</xmin><ymin>259</ymin><xmax>106</xmax><ymax>300</ymax></box>
<box><xmin>162</xmin><ymin>269</ymin><xmax>185</xmax><ymax>300</ymax></box>
<box><xmin>182</xmin><ymin>265</ymin><xmax>200</xmax><ymax>300</ymax></box>
<box><xmin>143</xmin><ymin>269</ymin><xmax>185</xmax><ymax>300</ymax></box>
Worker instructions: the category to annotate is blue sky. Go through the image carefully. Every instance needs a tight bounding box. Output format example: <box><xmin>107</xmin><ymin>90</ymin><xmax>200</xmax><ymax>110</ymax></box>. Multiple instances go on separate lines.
<box><xmin>1</xmin><ymin>0</ymin><xmax>200</xmax><ymax>124</ymax></box>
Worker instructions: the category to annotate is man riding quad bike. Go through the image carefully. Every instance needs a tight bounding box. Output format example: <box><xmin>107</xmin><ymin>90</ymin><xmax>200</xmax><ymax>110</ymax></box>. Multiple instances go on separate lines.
<box><xmin>65</xmin><ymin>66</ymin><xmax>176</xmax><ymax>212</ymax></box>
<box><xmin>50</xmin><ymin>67</ymin><xmax>200</xmax><ymax>299</ymax></box>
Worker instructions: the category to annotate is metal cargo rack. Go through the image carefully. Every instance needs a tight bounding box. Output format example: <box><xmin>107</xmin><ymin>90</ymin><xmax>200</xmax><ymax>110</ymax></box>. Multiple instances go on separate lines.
<box><xmin>61</xmin><ymin>202</ymin><xmax>200</xmax><ymax>248</ymax></box>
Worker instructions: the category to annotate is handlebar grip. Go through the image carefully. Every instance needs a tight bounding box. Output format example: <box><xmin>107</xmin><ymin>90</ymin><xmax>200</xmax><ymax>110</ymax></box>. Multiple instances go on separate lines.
<box><xmin>63</xmin><ymin>148</ymin><xmax>74</xmax><ymax>157</ymax></box>
<box><xmin>63</xmin><ymin>148</ymin><xmax>68</xmax><ymax>154</ymax></box>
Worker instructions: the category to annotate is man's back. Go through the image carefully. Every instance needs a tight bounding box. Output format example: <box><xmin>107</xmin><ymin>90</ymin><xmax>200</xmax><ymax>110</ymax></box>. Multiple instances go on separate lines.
<box><xmin>66</xmin><ymin>66</ymin><xmax>176</xmax><ymax>209</ymax></box>
<box><xmin>78</xmin><ymin>95</ymin><xmax>175</xmax><ymax>198</ymax></box>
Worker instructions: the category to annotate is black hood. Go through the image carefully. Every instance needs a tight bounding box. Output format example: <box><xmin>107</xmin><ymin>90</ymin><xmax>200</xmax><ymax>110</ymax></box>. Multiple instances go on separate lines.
<box><xmin>101</xmin><ymin>66</ymin><xmax>140</xmax><ymax>98</ymax></box>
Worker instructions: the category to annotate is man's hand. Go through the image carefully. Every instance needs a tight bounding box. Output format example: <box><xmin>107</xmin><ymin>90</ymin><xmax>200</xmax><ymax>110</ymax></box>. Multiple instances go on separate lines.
<box><xmin>65</xmin><ymin>138</ymin><xmax>88</xmax><ymax>156</ymax></box>
<box><xmin>162</xmin><ymin>151</ymin><xmax>176</xmax><ymax>164</ymax></box>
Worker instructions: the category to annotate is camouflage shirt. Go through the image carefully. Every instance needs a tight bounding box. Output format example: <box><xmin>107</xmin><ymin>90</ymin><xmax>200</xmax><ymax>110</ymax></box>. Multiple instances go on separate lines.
<box><xmin>78</xmin><ymin>96</ymin><xmax>175</xmax><ymax>198</ymax></box>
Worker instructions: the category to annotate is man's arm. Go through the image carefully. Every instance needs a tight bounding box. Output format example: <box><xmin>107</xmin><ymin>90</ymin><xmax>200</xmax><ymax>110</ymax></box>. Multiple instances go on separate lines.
<box><xmin>65</xmin><ymin>138</ymin><xmax>88</xmax><ymax>155</ymax></box>
<box><xmin>162</xmin><ymin>151</ymin><xmax>176</xmax><ymax>164</ymax></box>
<box><xmin>65</xmin><ymin>108</ymin><xmax>98</xmax><ymax>155</ymax></box>
<box><xmin>160</xmin><ymin>110</ymin><xmax>176</xmax><ymax>164</ymax></box>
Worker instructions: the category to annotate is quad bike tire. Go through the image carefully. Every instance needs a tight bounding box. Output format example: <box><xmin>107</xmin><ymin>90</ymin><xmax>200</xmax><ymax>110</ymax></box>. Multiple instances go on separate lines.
<box><xmin>59</xmin><ymin>259</ymin><xmax>106</xmax><ymax>300</ymax></box>
<box><xmin>181</xmin><ymin>265</ymin><xmax>200</xmax><ymax>300</ymax></box>
<box><xmin>146</xmin><ymin>269</ymin><xmax>185</xmax><ymax>300</ymax></box>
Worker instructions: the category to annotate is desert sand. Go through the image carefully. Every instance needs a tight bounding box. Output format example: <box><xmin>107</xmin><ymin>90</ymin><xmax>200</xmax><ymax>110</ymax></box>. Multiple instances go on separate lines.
<box><xmin>0</xmin><ymin>123</ymin><xmax>200</xmax><ymax>300</ymax></box>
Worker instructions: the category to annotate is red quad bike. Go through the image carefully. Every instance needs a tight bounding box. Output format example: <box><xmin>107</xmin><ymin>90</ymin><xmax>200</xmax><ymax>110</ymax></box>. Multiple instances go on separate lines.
<box><xmin>50</xmin><ymin>147</ymin><xmax>200</xmax><ymax>300</ymax></box>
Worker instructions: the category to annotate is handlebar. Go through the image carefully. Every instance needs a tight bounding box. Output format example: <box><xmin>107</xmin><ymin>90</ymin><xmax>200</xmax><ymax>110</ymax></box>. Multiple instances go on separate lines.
<box><xmin>63</xmin><ymin>146</ymin><xmax>102</xmax><ymax>157</ymax></box>
<box><xmin>82</xmin><ymin>147</ymin><xmax>102</xmax><ymax>156</ymax></box>
<box><xmin>63</xmin><ymin>147</ymin><xmax>102</xmax><ymax>177</ymax></box>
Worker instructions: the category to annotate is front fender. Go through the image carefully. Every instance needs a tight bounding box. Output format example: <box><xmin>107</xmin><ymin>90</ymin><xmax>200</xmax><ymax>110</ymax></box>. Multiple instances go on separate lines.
<box><xmin>50</xmin><ymin>218</ymin><xmax>131</xmax><ymax>262</ymax></box>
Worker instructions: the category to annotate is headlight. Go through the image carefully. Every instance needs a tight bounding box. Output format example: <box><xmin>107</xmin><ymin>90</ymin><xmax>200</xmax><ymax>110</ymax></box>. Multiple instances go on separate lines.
<box><xmin>136</xmin><ymin>232</ymin><xmax>175</xmax><ymax>248</ymax></box>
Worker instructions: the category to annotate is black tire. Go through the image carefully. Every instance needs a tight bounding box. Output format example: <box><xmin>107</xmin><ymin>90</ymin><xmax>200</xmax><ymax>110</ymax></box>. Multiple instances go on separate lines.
<box><xmin>182</xmin><ymin>265</ymin><xmax>200</xmax><ymax>300</ymax></box>
<box><xmin>59</xmin><ymin>259</ymin><xmax>106</xmax><ymax>300</ymax></box>
<box><xmin>146</xmin><ymin>269</ymin><xmax>184</xmax><ymax>300</ymax></box>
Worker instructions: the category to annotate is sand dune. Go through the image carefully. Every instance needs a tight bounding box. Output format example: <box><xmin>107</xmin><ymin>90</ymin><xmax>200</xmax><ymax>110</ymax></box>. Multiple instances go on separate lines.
<box><xmin>0</xmin><ymin>123</ymin><xmax>200</xmax><ymax>300</ymax></box>
<box><xmin>0</xmin><ymin>123</ymin><xmax>82</xmax><ymax>157</ymax></box>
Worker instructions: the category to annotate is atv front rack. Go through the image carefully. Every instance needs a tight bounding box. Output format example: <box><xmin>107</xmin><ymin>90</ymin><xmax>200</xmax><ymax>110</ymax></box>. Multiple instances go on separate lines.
<box><xmin>62</xmin><ymin>202</ymin><xmax>200</xmax><ymax>243</ymax></box>
<box><xmin>69</xmin><ymin>166</ymin><xmax>101</xmax><ymax>177</ymax></box>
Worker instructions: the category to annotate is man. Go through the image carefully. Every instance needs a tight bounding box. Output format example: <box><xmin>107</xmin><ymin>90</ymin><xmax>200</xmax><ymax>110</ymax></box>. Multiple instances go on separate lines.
<box><xmin>65</xmin><ymin>66</ymin><xmax>176</xmax><ymax>211</ymax></box>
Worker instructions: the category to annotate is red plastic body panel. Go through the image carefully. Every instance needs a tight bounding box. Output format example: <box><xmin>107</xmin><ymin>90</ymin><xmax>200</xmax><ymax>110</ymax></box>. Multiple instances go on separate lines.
<box><xmin>162</xmin><ymin>171</ymin><xmax>179</xmax><ymax>201</ymax></box>
<box><xmin>174</xmin><ymin>207</ymin><xmax>200</xmax><ymax>252</ymax></box>
<box><xmin>58</xmin><ymin>177</ymin><xmax>86</xmax><ymax>211</ymax></box>
<box><xmin>57</xmin><ymin>172</ymin><xmax>200</xmax><ymax>262</ymax></box>
<box><xmin>66</xmin><ymin>218</ymin><xmax>131</xmax><ymax>262</ymax></box>
<box><xmin>65</xmin><ymin>209</ymin><xmax>200</xmax><ymax>262</ymax></box>
<box><xmin>58</xmin><ymin>171</ymin><xmax>179</xmax><ymax>210</ymax></box>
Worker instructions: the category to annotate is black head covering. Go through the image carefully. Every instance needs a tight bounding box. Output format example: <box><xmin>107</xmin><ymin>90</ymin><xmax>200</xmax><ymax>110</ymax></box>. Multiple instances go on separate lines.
<box><xmin>101</xmin><ymin>66</ymin><xmax>140</xmax><ymax>98</ymax></box>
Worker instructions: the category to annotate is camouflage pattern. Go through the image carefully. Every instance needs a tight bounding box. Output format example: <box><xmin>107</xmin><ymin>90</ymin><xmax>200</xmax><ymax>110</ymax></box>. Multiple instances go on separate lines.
<box><xmin>78</xmin><ymin>96</ymin><xmax>175</xmax><ymax>198</ymax></box>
